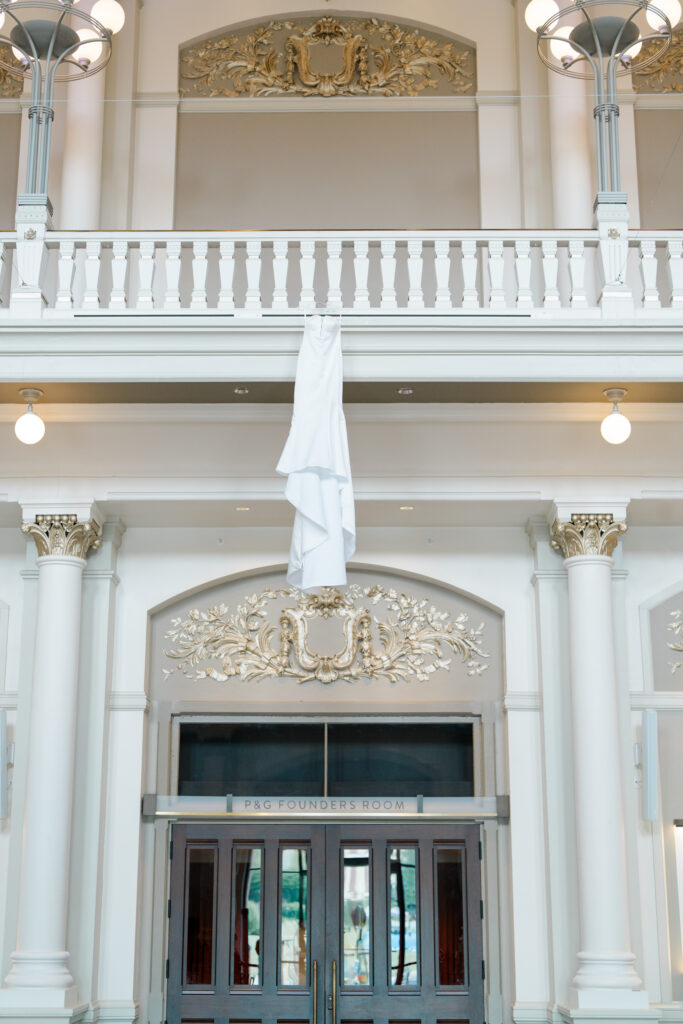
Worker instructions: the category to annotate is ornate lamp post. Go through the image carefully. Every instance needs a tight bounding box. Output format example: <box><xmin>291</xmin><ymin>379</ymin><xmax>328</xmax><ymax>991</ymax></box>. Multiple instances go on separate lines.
<box><xmin>0</xmin><ymin>0</ymin><xmax>124</xmax><ymax>213</ymax></box>
<box><xmin>525</xmin><ymin>0</ymin><xmax>678</xmax><ymax>201</ymax></box>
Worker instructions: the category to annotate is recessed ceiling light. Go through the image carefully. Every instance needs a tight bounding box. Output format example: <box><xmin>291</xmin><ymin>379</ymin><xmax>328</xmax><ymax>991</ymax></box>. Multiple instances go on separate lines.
<box><xmin>233</xmin><ymin>386</ymin><xmax>249</xmax><ymax>396</ymax></box>
<box><xmin>396</xmin><ymin>387</ymin><xmax>414</xmax><ymax>396</ymax></box>
<box><xmin>400</xmin><ymin>505</ymin><xmax>415</xmax><ymax>511</ymax></box>
<box><xmin>235</xmin><ymin>506</ymin><xmax>251</xmax><ymax>512</ymax></box>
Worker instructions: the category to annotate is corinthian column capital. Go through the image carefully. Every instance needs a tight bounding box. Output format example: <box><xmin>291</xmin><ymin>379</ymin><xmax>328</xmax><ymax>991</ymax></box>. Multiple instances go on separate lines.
<box><xmin>550</xmin><ymin>512</ymin><xmax>627</xmax><ymax>559</ymax></box>
<box><xmin>22</xmin><ymin>513</ymin><xmax>102</xmax><ymax>559</ymax></box>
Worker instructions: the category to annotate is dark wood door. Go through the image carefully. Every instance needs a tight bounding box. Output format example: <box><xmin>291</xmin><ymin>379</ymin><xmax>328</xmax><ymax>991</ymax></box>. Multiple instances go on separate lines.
<box><xmin>166</xmin><ymin>822</ymin><xmax>484</xmax><ymax>1024</ymax></box>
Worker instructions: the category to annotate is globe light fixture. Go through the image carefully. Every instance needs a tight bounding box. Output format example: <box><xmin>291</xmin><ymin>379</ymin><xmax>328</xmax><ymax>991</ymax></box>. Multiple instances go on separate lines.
<box><xmin>526</xmin><ymin>0</ymin><xmax>677</xmax><ymax>199</ymax></box>
<box><xmin>0</xmin><ymin>0</ymin><xmax>123</xmax><ymax>210</ymax></box>
<box><xmin>600</xmin><ymin>387</ymin><xmax>631</xmax><ymax>445</ymax></box>
<box><xmin>14</xmin><ymin>388</ymin><xmax>45</xmax><ymax>446</ymax></box>
<box><xmin>525</xmin><ymin>0</ymin><xmax>559</xmax><ymax>31</ymax></box>
<box><xmin>646</xmin><ymin>0</ymin><xmax>682</xmax><ymax>30</ymax></box>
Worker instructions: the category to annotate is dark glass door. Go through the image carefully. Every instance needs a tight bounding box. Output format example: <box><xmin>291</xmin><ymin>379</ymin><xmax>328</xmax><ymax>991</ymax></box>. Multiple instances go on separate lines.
<box><xmin>167</xmin><ymin>823</ymin><xmax>484</xmax><ymax>1024</ymax></box>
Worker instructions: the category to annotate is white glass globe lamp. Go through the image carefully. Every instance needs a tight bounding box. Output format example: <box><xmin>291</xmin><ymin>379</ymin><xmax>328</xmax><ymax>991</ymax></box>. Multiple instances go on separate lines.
<box><xmin>646</xmin><ymin>0</ymin><xmax>682</xmax><ymax>30</ymax></box>
<box><xmin>600</xmin><ymin>388</ymin><xmax>631</xmax><ymax>445</ymax></box>
<box><xmin>14</xmin><ymin>389</ymin><xmax>45</xmax><ymax>446</ymax></box>
<box><xmin>74</xmin><ymin>27</ymin><xmax>104</xmax><ymax>64</ymax></box>
<box><xmin>550</xmin><ymin>24</ymin><xmax>578</xmax><ymax>62</ymax></box>
<box><xmin>525</xmin><ymin>0</ymin><xmax>559</xmax><ymax>31</ymax></box>
<box><xmin>91</xmin><ymin>0</ymin><xmax>125</xmax><ymax>34</ymax></box>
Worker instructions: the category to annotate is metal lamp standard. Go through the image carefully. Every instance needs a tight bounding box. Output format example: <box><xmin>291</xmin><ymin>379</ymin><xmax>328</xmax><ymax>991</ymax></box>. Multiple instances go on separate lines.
<box><xmin>0</xmin><ymin>0</ymin><xmax>124</xmax><ymax>214</ymax></box>
<box><xmin>526</xmin><ymin>0</ymin><xmax>678</xmax><ymax>203</ymax></box>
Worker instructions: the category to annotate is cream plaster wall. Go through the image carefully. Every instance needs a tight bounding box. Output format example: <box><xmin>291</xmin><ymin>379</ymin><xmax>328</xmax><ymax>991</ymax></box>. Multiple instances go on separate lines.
<box><xmin>0</xmin><ymin>114</ymin><xmax>20</xmax><ymax>229</ymax></box>
<box><xmin>635</xmin><ymin>109</ymin><xmax>683</xmax><ymax>229</ymax></box>
<box><xmin>174</xmin><ymin>111</ymin><xmax>481</xmax><ymax>230</ymax></box>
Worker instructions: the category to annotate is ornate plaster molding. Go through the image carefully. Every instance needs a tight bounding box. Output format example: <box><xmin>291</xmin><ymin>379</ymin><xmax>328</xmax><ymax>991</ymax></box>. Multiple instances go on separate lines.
<box><xmin>633</xmin><ymin>29</ymin><xmax>683</xmax><ymax>93</ymax></box>
<box><xmin>179</xmin><ymin>17</ymin><xmax>475</xmax><ymax>99</ymax></box>
<box><xmin>164</xmin><ymin>584</ymin><xmax>489</xmax><ymax>686</ymax></box>
<box><xmin>550</xmin><ymin>513</ymin><xmax>627</xmax><ymax>559</ymax></box>
<box><xmin>0</xmin><ymin>45</ymin><xmax>23</xmax><ymax>98</ymax></box>
<box><xmin>22</xmin><ymin>514</ymin><xmax>103</xmax><ymax>559</ymax></box>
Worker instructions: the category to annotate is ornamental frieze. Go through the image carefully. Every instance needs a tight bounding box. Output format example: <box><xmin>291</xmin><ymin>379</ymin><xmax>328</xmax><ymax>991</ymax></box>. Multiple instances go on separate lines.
<box><xmin>633</xmin><ymin>28</ymin><xmax>683</xmax><ymax>92</ymax></box>
<box><xmin>0</xmin><ymin>45</ymin><xmax>22</xmax><ymax>98</ymax></box>
<box><xmin>179</xmin><ymin>17</ymin><xmax>475</xmax><ymax>99</ymax></box>
<box><xmin>163</xmin><ymin>584</ymin><xmax>489</xmax><ymax>685</ymax></box>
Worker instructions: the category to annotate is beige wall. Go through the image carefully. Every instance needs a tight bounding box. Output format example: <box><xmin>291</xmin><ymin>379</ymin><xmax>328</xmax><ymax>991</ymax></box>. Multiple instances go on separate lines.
<box><xmin>174</xmin><ymin>111</ymin><xmax>480</xmax><ymax>230</ymax></box>
<box><xmin>0</xmin><ymin>114</ymin><xmax>20</xmax><ymax>228</ymax></box>
<box><xmin>635</xmin><ymin>109</ymin><xmax>683</xmax><ymax>229</ymax></box>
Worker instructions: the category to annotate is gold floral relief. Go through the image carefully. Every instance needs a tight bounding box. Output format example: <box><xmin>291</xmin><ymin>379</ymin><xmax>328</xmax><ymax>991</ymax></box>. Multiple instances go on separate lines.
<box><xmin>0</xmin><ymin>44</ymin><xmax>23</xmax><ymax>99</ymax></box>
<box><xmin>164</xmin><ymin>584</ymin><xmax>489</xmax><ymax>686</ymax></box>
<box><xmin>633</xmin><ymin>29</ymin><xmax>683</xmax><ymax>92</ymax></box>
<box><xmin>179</xmin><ymin>17</ymin><xmax>475</xmax><ymax>98</ymax></box>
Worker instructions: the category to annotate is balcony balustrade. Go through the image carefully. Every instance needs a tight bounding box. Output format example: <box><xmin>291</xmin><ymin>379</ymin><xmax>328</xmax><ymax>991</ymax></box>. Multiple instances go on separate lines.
<box><xmin>0</xmin><ymin>228</ymin><xmax>682</xmax><ymax>321</ymax></box>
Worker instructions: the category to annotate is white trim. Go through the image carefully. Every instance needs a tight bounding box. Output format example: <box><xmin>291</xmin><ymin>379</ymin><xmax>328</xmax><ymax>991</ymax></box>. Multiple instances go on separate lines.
<box><xmin>176</xmin><ymin>94</ymin><xmax>478</xmax><ymax>114</ymax></box>
<box><xmin>630</xmin><ymin>692</ymin><xmax>683</xmax><ymax>710</ymax></box>
<box><xmin>0</xmin><ymin>694</ymin><xmax>18</xmax><ymax>711</ymax></box>
<box><xmin>109</xmin><ymin>692</ymin><xmax>151</xmax><ymax>712</ymax></box>
<box><xmin>504</xmin><ymin>692</ymin><xmax>542</xmax><ymax>711</ymax></box>
<box><xmin>633</xmin><ymin>93</ymin><xmax>683</xmax><ymax>110</ymax></box>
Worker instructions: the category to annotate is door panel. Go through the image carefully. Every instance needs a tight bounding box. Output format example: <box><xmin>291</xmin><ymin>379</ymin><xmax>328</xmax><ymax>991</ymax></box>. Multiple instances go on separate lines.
<box><xmin>167</xmin><ymin>823</ymin><xmax>484</xmax><ymax>1024</ymax></box>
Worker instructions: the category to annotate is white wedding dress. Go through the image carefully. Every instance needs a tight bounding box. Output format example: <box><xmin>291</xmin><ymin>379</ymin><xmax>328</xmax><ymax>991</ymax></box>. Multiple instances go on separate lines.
<box><xmin>277</xmin><ymin>315</ymin><xmax>356</xmax><ymax>590</ymax></box>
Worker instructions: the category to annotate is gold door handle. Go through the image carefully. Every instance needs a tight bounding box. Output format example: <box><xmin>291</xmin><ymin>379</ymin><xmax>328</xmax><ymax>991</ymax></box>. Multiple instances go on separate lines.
<box><xmin>331</xmin><ymin>959</ymin><xmax>337</xmax><ymax>1024</ymax></box>
<box><xmin>313</xmin><ymin>960</ymin><xmax>318</xmax><ymax>1024</ymax></box>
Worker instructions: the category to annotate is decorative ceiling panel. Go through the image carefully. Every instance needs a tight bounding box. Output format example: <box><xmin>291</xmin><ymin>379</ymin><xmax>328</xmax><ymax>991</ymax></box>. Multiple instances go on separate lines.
<box><xmin>179</xmin><ymin>16</ymin><xmax>475</xmax><ymax>98</ymax></box>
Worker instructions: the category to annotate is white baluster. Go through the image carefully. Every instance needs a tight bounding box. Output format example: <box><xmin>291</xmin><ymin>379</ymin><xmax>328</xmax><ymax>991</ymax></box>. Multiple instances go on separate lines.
<box><xmin>487</xmin><ymin>239</ymin><xmax>506</xmax><ymax>310</ymax></box>
<box><xmin>245</xmin><ymin>239</ymin><xmax>262</xmax><ymax>313</ymax></box>
<box><xmin>568</xmin><ymin>239</ymin><xmax>588</xmax><ymax>309</ymax></box>
<box><xmin>164</xmin><ymin>240</ymin><xmax>182</xmax><ymax>310</ymax></box>
<box><xmin>326</xmin><ymin>238</ymin><xmax>343</xmax><ymax>310</ymax></box>
<box><xmin>434</xmin><ymin>238</ymin><xmax>451</xmax><ymax>310</ymax></box>
<box><xmin>81</xmin><ymin>240</ymin><xmax>101</xmax><ymax>310</ymax></box>
<box><xmin>353</xmin><ymin>239</ymin><xmax>370</xmax><ymax>310</ymax></box>
<box><xmin>542</xmin><ymin>238</ymin><xmax>561</xmax><ymax>309</ymax></box>
<box><xmin>0</xmin><ymin>241</ymin><xmax>5</xmax><ymax>306</ymax></box>
<box><xmin>514</xmin><ymin>238</ymin><xmax>533</xmax><ymax>309</ymax></box>
<box><xmin>406</xmin><ymin>238</ymin><xmax>425</xmax><ymax>310</ymax></box>
<box><xmin>217</xmin><ymin>239</ymin><xmax>235</xmax><ymax>312</ymax></box>
<box><xmin>668</xmin><ymin>239</ymin><xmax>683</xmax><ymax>308</ymax></box>
<box><xmin>380</xmin><ymin>239</ymin><xmax>397</xmax><ymax>310</ymax></box>
<box><xmin>271</xmin><ymin>238</ymin><xmax>289</xmax><ymax>311</ymax></box>
<box><xmin>108</xmin><ymin>240</ymin><xmax>128</xmax><ymax>311</ymax></box>
<box><xmin>55</xmin><ymin>240</ymin><xmax>75</xmax><ymax>312</ymax></box>
<box><xmin>461</xmin><ymin>239</ymin><xmax>479</xmax><ymax>309</ymax></box>
<box><xmin>300</xmin><ymin>239</ymin><xmax>316</xmax><ymax>310</ymax></box>
<box><xmin>137</xmin><ymin>240</ymin><xmax>155</xmax><ymax>311</ymax></box>
<box><xmin>190</xmin><ymin>240</ymin><xmax>208</xmax><ymax>310</ymax></box>
<box><xmin>639</xmin><ymin>239</ymin><xmax>660</xmax><ymax>310</ymax></box>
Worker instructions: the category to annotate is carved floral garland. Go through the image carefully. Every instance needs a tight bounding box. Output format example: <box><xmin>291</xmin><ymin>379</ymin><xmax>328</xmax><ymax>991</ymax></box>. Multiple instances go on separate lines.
<box><xmin>179</xmin><ymin>17</ymin><xmax>474</xmax><ymax>98</ymax></box>
<box><xmin>164</xmin><ymin>584</ymin><xmax>489</xmax><ymax>685</ymax></box>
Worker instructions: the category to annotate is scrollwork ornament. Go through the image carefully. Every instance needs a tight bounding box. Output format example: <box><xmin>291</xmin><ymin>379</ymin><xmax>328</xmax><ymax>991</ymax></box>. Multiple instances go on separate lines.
<box><xmin>22</xmin><ymin>514</ymin><xmax>103</xmax><ymax>559</ymax></box>
<box><xmin>550</xmin><ymin>513</ymin><xmax>627</xmax><ymax>559</ymax></box>
<box><xmin>633</xmin><ymin>29</ymin><xmax>683</xmax><ymax>92</ymax></box>
<box><xmin>179</xmin><ymin>17</ymin><xmax>475</xmax><ymax>98</ymax></box>
<box><xmin>0</xmin><ymin>45</ymin><xmax>23</xmax><ymax>99</ymax></box>
<box><xmin>164</xmin><ymin>584</ymin><xmax>489</xmax><ymax>686</ymax></box>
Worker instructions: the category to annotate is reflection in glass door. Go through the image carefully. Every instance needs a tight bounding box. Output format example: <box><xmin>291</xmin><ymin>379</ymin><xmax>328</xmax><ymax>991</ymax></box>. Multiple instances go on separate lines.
<box><xmin>167</xmin><ymin>823</ymin><xmax>484</xmax><ymax>1024</ymax></box>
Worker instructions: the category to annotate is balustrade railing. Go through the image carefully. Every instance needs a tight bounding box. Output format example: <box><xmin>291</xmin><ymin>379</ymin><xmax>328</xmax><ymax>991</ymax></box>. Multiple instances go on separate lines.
<box><xmin>1</xmin><ymin>229</ymin><xmax>682</xmax><ymax>319</ymax></box>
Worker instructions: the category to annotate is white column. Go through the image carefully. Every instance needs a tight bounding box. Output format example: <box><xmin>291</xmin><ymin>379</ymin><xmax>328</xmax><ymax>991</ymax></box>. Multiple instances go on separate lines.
<box><xmin>0</xmin><ymin>510</ymin><xmax>101</xmax><ymax>1013</ymax></box>
<box><xmin>59</xmin><ymin>73</ymin><xmax>106</xmax><ymax>229</ymax></box>
<box><xmin>548</xmin><ymin>73</ymin><xmax>594</xmax><ymax>228</ymax></box>
<box><xmin>550</xmin><ymin>510</ymin><xmax>649</xmax><ymax>1014</ymax></box>
<box><xmin>477</xmin><ymin>97</ymin><xmax>523</xmax><ymax>227</ymax></box>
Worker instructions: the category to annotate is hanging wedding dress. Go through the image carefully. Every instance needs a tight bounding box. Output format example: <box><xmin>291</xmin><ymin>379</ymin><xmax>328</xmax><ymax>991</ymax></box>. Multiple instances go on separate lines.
<box><xmin>277</xmin><ymin>314</ymin><xmax>356</xmax><ymax>590</ymax></box>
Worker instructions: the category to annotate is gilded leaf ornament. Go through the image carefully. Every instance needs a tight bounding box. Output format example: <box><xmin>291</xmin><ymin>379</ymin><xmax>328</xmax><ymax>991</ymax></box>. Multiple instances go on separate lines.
<box><xmin>179</xmin><ymin>17</ymin><xmax>475</xmax><ymax>98</ymax></box>
<box><xmin>550</xmin><ymin>513</ymin><xmax>627</xmax><ymax>558</ymax></box>
<box><xmin>164</xmin><ymin>584</ymin><xmax>489</xmax><ymax>685</ymax></box>
<box><xmin>666</xmin><ymin>608</ymin><xmax>683</xmax><ymax>673</ymax></box>
<box><xmin>633</xmin><ymin>29</ymin><xmax>683</xmax><ymax>92</ymax></box>
<box><xmin>22</xmin><ymin>514</ymin><xmax>103</xmax><ymax>559</ymax></box>
<box><xmin>0</xmin><ymin>45</ymin><xmax>23</xmax><ymax>98</ymax></box>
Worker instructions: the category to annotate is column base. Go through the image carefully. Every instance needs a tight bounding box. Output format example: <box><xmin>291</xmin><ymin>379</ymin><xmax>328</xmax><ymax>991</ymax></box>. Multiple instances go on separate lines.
<box><xmin>557</xmin><ymin>1006</ymin><xmax>659</xmax><ymax>1024</ymax></box>
<box><xmin>9</xmin><ymin>286</ymin><xmax>47</xmax><ymax>318</ymax></box>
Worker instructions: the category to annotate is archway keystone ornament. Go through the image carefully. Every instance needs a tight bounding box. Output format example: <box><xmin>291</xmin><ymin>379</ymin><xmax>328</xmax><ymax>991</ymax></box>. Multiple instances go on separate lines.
<box><xmin>164</xmin><ymin>584</ymin><xmax>489</xmax><ymax>685</ymax></box>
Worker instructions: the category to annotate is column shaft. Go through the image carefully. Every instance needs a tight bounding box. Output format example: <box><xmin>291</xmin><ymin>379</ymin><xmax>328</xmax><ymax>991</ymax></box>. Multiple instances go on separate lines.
<box><xmin>548</xmin><ymin>72</ymin><xmax>594</xmax><ymax>228</ymax></box>
<box><xmin>59</xmin><ymin>74</ymin><xmax>106</xmax><ymax>229</ymax></box>
<box><xmin>565</xmin><ymin>555</ymin><xmax>634</xmax><ymax>974</ymax></box>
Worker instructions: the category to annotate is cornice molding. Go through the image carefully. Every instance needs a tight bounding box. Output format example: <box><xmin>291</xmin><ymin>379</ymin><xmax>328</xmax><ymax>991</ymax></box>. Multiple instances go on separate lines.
<box><xmin>504</xmin><ymin>692</ymin><xmax>541</xmax><ymax>711</ymax></box>
<box><xmin>109</xmin><ymin>692</ymin><xmax>150</xmax><ymax>712</ymax></box>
